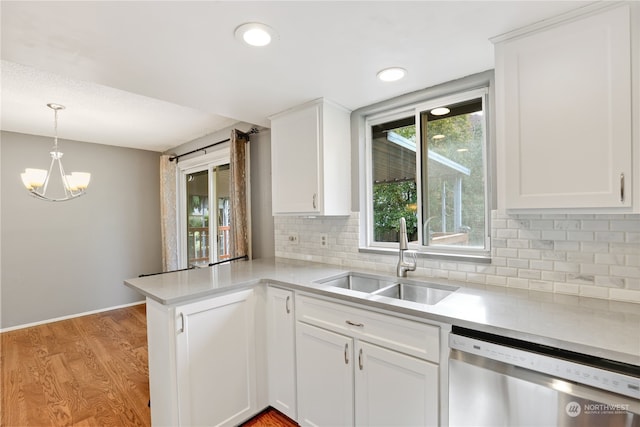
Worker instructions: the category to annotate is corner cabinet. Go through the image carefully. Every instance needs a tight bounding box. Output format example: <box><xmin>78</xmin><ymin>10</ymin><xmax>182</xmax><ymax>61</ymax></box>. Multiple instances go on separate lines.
<box><xmin>295</xmin><ymin>294</ymin><xmax>440</xmax><ymax>427</ymax></box>
<box><xmin>270</xmin><ymin>98</ymin><xmax>351</xmax><ymax>216</ymax></box>
<box><xmin>145</xmin><ymin>290</ymin><xmax>257</xmax><ymax>427</ymax></box>
<box><xmin>494</xmin><ymin>3</ymin><xmax>639</xmax><ymax>211</ymax></box>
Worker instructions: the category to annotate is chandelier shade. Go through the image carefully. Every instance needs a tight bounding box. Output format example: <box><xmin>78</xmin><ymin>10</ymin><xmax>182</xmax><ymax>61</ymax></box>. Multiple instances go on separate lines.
<box><xmin>21</xmin><ymin>104</ymin><xmax>91</xmax><ymax>202</ymax></box>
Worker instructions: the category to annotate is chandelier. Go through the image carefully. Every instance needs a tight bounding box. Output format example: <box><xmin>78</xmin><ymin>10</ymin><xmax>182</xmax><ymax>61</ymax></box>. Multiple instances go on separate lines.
<box><xmin>20</xmin><ymin>103</ymin><xmax>91</xmax><ymax>202</ymax></box>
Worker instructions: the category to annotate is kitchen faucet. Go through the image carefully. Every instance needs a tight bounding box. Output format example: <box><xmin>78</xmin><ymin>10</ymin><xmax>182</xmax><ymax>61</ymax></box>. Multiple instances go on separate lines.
<box><xmin>397</xmin><ymin>217</ymin><xmax>417</xmax><ymax>277</ymax></box>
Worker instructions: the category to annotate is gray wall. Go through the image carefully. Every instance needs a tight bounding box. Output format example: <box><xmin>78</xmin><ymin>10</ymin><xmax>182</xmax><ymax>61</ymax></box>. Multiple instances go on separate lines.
<box><xmin>168</xmin><ymin>123</ymin><xmax>274</xmax><ymax>260</ymax></box>
<box><xmin>248</xmin><ymin>129</ymin><xmax>274</xmax><ymax>259</ymax></box>
<box><xmin>1</xmin><ymin>131</ymin><xmax>162</xmax><ymax>329</ymax></box>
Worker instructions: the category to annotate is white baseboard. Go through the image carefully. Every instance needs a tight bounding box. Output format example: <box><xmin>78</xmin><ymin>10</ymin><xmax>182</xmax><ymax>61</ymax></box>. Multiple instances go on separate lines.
<box><xmin>0</xmin><ymin>300</ymin><xmax>146</xmax><ymax>333</ymax></box>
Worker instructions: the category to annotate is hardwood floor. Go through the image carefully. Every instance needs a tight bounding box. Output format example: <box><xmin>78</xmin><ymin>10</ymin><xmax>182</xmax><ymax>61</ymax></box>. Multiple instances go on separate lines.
<box><xmin>241</xmin><ymin>408</ymin><xmax>298</xmax><ymax>427</ymax></box>
<box><xmin>1</xmin><ymin>304</ymin><xmax>297</xmax><ymax>427</ymax></box>
<box><xmin>1</xmin><ymin>304</ymin><xmax>151</xmax><ymax>426</ymax></box>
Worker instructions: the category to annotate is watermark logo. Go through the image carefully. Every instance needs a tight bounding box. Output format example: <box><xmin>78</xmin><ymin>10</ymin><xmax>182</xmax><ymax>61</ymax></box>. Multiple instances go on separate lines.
<box><xmin>565</xmin><ymin>401</ymin><xmax>630</xmax><ymax>418</ymax></box>
<box><xmin>565</xmin><ymin>401</ymin><xmax>581</xmax><ymax>417</ymax></box>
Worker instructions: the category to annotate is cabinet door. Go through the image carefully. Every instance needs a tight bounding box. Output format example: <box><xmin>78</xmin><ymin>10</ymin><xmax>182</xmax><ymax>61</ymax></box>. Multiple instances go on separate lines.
<box><xmin>176</xmin><ymin>290</ymin><xmax>256</xmax><ymax>427</ymax></box>
<box><xmin>498</xmin><ymin>5</ymin><xmax>632</xmax><ymax>209</ymax></box>
<box><xmin>271</xmin><ymin>103</ymin><xmax>321</xmax><ymax>214</ymax></box>
<box><xmin>296</xmin><ymin>322</ymin><xmax>354</xmax><ymax>427</ymax></box>
<box><xmin>355</xmin><ymin>341</ymin><xmax>439</xmax><ymax>427</ymax></box>
<box><xmin>266</xmin><ymin>287</ymin><xmax>297</xmax><ymax>420</ymax></box>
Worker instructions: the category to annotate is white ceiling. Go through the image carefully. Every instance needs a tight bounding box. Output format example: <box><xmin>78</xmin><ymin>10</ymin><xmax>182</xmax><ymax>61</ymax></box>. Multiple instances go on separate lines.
<box><xmin>1</xmin><ymin>1</ymin><xmax>593</xmax><ymax>152</ymax></box>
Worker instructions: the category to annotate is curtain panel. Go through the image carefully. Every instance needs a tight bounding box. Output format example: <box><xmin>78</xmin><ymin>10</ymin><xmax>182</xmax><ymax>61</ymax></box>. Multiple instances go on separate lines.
<box><xmin>160</xmin><ymin>154</ymin><xmax>179</xmax><ymax>271</ymax></box>
<box><xmin>230</xmin><ymin>130</ymin><xmax>251</xmax><ymax>259</ymax></box>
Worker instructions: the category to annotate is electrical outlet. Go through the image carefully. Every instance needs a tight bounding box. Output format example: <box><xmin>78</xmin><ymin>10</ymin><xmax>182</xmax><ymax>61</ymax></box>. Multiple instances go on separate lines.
<box><xmin>288</xmin><ymin>233</ymin><xmax>299</xmax><ymax>245</ymax></box>
<box><xmin>320</xmin><ymin>233</ymin><xmax>328</xmax><ymax>247</ymax></box>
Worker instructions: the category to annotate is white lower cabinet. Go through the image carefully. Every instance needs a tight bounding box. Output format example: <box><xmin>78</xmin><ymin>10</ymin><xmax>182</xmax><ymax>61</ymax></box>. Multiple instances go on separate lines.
<box><xmin>146</xmin><ymin>287</ymin><xmax>443</xmax><ymax>427</ymax></box>
<box><xmin>355</xmin><ymin>341</ymin><xmax>438</xmax><ymax>427</ymax></box>
<box><xmin>296</xmin><ymin>322</ymin><xmax>355</xmax><ymax>427</ymax></box>
<box><xmin>146</xmin><ymin>289</ymin><xmax>257</xmax><ymax>427</ymax></box>
<box><xmin>295</xmin><ymin>294</ymin><xmax>441</xmax><ymax>427</ymax></box>
<box><xmin>266</xmin><ymin>286</ymin><xmax>297</xmax><ymax>420</ymax></box>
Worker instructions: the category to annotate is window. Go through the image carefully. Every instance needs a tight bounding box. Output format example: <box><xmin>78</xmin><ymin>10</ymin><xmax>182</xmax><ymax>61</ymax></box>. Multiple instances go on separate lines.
<box><xmin>366</xmin><ymin>87</ymin><xmax>490</xmax><ymax>256</ymax></box>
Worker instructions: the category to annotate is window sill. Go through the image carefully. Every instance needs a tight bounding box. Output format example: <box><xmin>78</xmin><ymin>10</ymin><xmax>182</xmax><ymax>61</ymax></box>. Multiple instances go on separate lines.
<box><xmin>359</xmin><ymin>246</ymin><xmax>492</xmax><ymax>264</ymax></box>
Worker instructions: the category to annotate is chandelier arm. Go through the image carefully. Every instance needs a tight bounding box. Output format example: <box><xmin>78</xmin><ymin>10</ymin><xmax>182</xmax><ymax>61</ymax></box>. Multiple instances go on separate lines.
<box><xmin>57</xmin><ymin>155</ymin><xmax>71</xmax><ymax>197</ymax></box>
<box><xmin>39</xmin><ymin>156</ymin><xmax>57</xmax><ymax>196</ymax></box>
<box><xmin>29</xmin><ymin>191</ymin><xmax>86</xmax><ymax>202</ymax></box>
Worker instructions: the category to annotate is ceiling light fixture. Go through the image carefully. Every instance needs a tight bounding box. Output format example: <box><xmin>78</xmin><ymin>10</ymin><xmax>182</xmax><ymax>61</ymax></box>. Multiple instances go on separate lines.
<box><xmin>235</xmin><ymin>22</ymin><xmax>277</xmax><ymax>47</ymax></box>
<box><xmin>376</xmin><ymin>67</ymin><xmax>407</xmax><ymax>82</ymax></box>
<box><xmin>21</xmin><ymin>103</ymin><xmax>91</xmax><ymax>202</ymax></box>
<box><xmin>432</xmin><ymin>134</ymin><xmax>445</xmax><ymax>140</ymax></box>
<box><xmin>430</xmin><ymin>107</ymin><xmax>450</xmax><ymax>116</ymax></box>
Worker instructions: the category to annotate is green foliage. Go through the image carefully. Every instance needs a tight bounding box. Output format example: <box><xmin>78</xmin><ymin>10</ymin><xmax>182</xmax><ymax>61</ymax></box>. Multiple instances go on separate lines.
<box><xmin>373</xmin><ymin>181</ymin><xmax>417</xmax><ymax>242</ymax></box>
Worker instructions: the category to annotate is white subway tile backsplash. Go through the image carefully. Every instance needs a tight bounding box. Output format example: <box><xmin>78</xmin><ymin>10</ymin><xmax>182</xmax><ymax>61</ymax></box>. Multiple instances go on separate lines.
<box><xmin>274</xmin><ymin>211</ymin><xmax>640</xmax><ymax>303</ymax></box>
<box><xmin>580</xmin><ymin>220</ymin><xmax>610</xmax><ymax>231</ymax></box>
<box><xmin>542</xmin><ymin>230</ymin><xmax>567</xmax><ymax>240</ymax></box>
<box><xmin>595</xmin><ymin>231</ymin><xmax>626</xmax><ymax>242</ymax></box>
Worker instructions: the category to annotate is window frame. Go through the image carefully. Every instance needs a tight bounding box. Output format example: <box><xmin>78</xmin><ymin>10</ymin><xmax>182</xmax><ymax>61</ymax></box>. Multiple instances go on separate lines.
<box><xmin>360</xmin><ymin>76</ymin><xmax>493</xmax><ymax>261</ymax></box>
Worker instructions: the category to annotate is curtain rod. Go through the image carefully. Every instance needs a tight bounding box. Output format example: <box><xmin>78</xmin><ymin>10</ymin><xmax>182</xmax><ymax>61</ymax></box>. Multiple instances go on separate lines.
<box><xmin>169</xmin><ymin>127</ymin><xmax>260</xmax><ymax>163</ymax></box>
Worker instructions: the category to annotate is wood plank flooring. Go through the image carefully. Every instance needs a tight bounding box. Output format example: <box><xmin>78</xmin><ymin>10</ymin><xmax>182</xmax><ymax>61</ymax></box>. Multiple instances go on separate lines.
<box><xmin>1</xmin><ymin>304</ymin><xmax>151</xmax><ymax>426</ymax></box>
<box><xmin>1</xmin><ymin>304</ymin><xmax>297</xmax><ymax>427</ymax></box>
<box><xmin>241</xmin><ymin>408</ymin><xmax>298</xmax><ymax>427</ymax></box>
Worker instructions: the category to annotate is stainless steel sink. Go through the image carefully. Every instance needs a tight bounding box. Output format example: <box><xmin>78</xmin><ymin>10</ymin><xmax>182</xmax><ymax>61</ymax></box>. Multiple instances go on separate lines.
<box><xmin>372</xmin><ymin>282</ymin><xmax>455</xmax><ymax>305</ymax></box>
<box><xmin>315</xmin><ymin>272</ymin><xmax>457</xmax><ymax>305</ymax></box>
<box><xmin>315</xmin><ymin>272</ymin><xmax>397</xmax><ymax>293</ymax></box>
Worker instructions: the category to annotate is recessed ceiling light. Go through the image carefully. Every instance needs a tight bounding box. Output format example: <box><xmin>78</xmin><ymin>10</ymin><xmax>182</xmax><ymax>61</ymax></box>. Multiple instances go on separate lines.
<box><xmin>376</xmin><ymin>67</ymin><xmax>407</xmax><ymax>82</ymax></box>
<box><xmin>430</xmin><ymin>107</ymin><xmax>450</xmax><ymax>116</ymax></box>
<box><xmin>235</xmin><ymin>22</ymin><xmax>277</xmax><ymax>47</ymax></box>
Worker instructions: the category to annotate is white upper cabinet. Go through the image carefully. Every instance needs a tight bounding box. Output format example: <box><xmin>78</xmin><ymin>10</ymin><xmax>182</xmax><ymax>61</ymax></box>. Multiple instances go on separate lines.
<box><xmin>270</xmin><ymin>98</ymin><xmax>351</xmax><ymax>216</ymax></box>
<box><xmin>494</xmin><ymin>3</ymin><xmax>638</xmax><ymax>211</ymax></box>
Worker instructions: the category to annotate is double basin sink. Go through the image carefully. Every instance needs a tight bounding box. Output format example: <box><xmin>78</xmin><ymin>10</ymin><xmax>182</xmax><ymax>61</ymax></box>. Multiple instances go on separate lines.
<box><xmin>315</xmin><ymin>272</ymin><xmax>457</xmax><ymax>305</ymax></box>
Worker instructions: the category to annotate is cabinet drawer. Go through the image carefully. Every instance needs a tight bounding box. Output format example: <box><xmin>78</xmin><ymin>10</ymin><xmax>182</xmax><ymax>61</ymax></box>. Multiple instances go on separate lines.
<box><xmin>296</xmin><ymin>294</ymin><xmax>440</xmax><ymax>363</ymax></box>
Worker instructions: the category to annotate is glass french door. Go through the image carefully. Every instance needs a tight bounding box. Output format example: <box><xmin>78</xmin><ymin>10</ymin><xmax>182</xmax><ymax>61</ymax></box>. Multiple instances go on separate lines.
<box><xmin>184</xmin><ymin>164</ymin><xmax>231</xmax><ymax>267</ymax></box>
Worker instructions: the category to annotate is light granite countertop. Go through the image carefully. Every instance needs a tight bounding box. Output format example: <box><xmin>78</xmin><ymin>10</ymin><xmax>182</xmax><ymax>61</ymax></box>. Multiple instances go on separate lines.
<box><xmin>124</xmin><ymin>257</ymin><xmax>640</xmax><ymax>366</ymax></box>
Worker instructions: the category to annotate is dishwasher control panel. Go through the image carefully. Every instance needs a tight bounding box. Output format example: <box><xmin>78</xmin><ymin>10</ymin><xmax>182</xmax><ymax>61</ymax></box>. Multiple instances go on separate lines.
<box><xmin>450</xmin><ymin>333</ymin><xmax>640</xmax><ymax>400</ymax></box>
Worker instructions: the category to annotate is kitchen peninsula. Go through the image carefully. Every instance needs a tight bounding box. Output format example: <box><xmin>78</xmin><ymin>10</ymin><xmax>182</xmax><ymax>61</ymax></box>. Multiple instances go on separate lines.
<box><xmin>125</xmin><ymin>257</ymin><xmax>640</xmax><ymax>426</ymax></box>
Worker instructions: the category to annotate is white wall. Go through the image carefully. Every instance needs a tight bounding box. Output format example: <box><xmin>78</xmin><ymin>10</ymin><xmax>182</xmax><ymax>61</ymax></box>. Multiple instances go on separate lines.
<box><xmin>1</xmin><ymin>131</ymin><xmax>162</xmax><ymax>329</ymax></box>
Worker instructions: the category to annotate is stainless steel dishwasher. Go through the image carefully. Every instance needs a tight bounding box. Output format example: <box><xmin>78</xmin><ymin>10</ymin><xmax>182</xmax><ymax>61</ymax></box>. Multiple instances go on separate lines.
<box><xmin>449</xmin><ymin>326</ymin><xmax>640</xmax><ymax>426</ymax></box>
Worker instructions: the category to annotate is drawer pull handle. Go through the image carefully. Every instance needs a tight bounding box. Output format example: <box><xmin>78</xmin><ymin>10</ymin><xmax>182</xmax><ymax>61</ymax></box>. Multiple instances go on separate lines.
<box><xmin>344</xmin><ymin>343</ymin><xmax>349</xmax><ymax>364</ymax></box>
<box><xmin>177</xmin><ymin>313</ymin><xmax>185</xmax><ymax>334</ymax></box>
<box><xmin>620</xmin><ymin>173</ymin><xmax>625</xmax><ymax>203</ymax></box>
<box><xmin>285</xmin><ymin>296</ymin><xmax>291</xmax><ymax>314</ymax></box>
<box><xmin>346</xmin><ymin>320</ymin><xmax>364</xmax><ymax>328</ymax></box>
<box><xmin>358</xmin><ymin>348</ymin><xmax>363</xmax><ymax>370</ymax></box>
